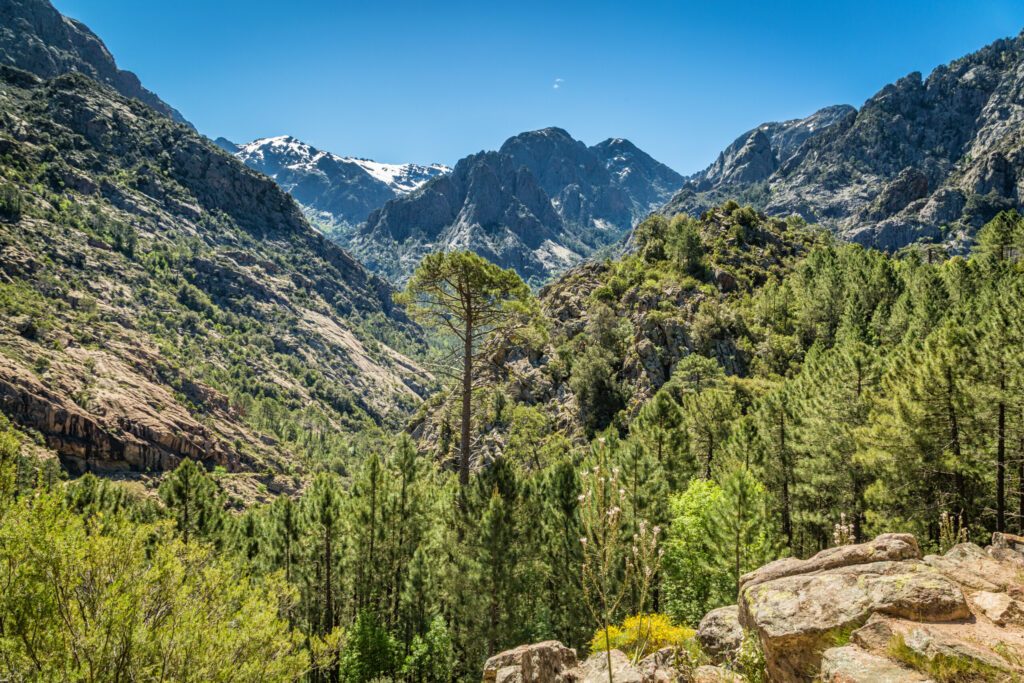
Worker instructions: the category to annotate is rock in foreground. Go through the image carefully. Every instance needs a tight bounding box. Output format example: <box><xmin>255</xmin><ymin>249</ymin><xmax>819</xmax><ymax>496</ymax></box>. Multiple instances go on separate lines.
<box><xmin>488</xmin><ymin>532</ymin><xmax>1024</xmax><ymax>682</ymax></box>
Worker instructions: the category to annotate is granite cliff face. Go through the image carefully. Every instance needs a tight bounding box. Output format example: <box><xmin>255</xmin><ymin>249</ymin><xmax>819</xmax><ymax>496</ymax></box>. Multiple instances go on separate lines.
<box><xmin>664</xmin><ymin>31</ymin><xmax>1024</xmax><ymax>251</ymax></box>
<box><xmin>0</xmin><ymin>0</ymin><xmax>188</xmax><ymax>125</ymax></box>
<box><xmin>356</xmin><ymin>127</ymin><xmax>684</xmax><ymax>284</ymax></box>
<box><xmin>231</xmin><ymin>135</ymin><xmax>449</xmax><ymax>243</ymax></box>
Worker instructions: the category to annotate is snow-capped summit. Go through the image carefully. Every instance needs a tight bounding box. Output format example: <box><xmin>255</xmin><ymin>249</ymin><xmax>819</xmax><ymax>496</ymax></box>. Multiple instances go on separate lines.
<box><xmin>232</xmin><ymin>135</ymin><xmax>450</xmax><ymax>238</ymax></box>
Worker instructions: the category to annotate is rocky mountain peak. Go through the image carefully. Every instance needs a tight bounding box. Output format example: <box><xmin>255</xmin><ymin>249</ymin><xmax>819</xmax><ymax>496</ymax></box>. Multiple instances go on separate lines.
<box><xmin>231</xmin><ymin>134</ymin><xmax>450</xmax><ymax>241</ymax></box>
<box><xmin>356</xmin><ymin>128</ymin><xmax>683</xmax><ymax>284</ymax></box>
<box><xmin>664</xmin><ymin>31</ymin><xmax>1024</xmax><ymax>252</ymax></box>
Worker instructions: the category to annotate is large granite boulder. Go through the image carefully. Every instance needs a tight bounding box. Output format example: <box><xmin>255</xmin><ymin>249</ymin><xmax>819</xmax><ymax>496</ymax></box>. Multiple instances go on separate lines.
<box><xmin>739</xmin><ymin>533</ymin><xmax>920</xmax><ymax>591</ymax></box>
<box><xmin>568</xmin><ymin>650</ymin><xmax>647</xmax><ymax>683</ymax></box>
<box><xmin>697</xmin><ymin>605</ymin><xmax>743</xmax><ymax>662</ymax></box>
<box><xmin>740</xmin><ymin>559</ymin><xmax>968</xmax><ymax>680</ymax></box>
<box><xmin>483</xmin><ymin>641</ymin><xmax>577</xmax><ymax>683</ymax></box>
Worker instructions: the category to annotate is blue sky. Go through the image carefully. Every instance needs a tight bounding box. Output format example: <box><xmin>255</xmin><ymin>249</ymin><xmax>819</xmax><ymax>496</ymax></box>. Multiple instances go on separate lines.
<box><xmin>53</xmin><ymin>0</ymin><xmax>1024</xmax><ymax>174</ymax></box>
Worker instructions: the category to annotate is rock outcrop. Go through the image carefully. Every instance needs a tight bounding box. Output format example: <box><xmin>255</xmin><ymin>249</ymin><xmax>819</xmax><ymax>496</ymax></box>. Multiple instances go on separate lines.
<box><xmin>738</xmin><ymin>533</ymin><xmax>1024</xmax><ymax>681</ymax></box>
<box><xmin>696</xmin><ymin>606</ymin><xmax>743</xmax><ymax>662</ymax></box>
<box><xmin>482</xmin><ymin>641</ymin><xmax>578</xmax><ymax>683</ymax></box>
<box><xmin>482</xmin><ymin>644</ymin><xmax>692</xmax><ymax>683</ymax></box>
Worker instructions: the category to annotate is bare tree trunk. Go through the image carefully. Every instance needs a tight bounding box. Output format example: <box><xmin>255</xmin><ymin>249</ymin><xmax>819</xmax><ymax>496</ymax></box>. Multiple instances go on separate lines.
<box><xmin>460</xmin><ymin>312</ymin><xmax>473</xmax><ymax>488</ymax></box>
<box><xmin>998</xmin><ymin>395</ymin><xmax>1006</xmax><ymax>532</ymax></box>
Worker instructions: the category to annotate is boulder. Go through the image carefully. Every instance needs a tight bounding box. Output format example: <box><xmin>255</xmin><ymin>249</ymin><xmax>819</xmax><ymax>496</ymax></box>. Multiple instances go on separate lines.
<box><xmin>739</xmin><ymin>560</ymin><xmax>968</xmax><ymax>681</ymax></box>
<box><xmin>483</xmin><ymin>641</ymin><xmax>577</xmax><ymax>683</ymax></box>
<box><xmin>971</xmin><ymin>590</ymin><xmax>1024</xmax><ymax>626</ymax></box>
<box><xmin>819</xmin><ymin>645</ymin><xmax>931</xmax><ymax>682</ymax></box>
<box><xmin>923</xmin><ymin>542</ymin><xmax>1019</xmax><ymax>591</ymax></box>
<box><xmin>739</xmin><ymin>533</ymin><xmax>920</xmax><ymax>591</ymax></box>
<box><xmin>567</xmin><ymin>649</ymin><xmax>647</xmax><ymax>683</ymax></box>
<box><xmin>636</xmin><ymin>648</ymin><xmax>678</xmax><ymax>682</ymax></box>
<box><xmin>898</xmin><ymin>624</ymin><xmax>1011</xmax><ymax>673</ymax></box>
<box><xmin>713</xmin><ymin>268</ymin><xmax>737</xmax><ymax>292</ymax></box>
<box><xmin>852</xmin><ymin>614</ymin><xmax>1021</xmax><ymax>678</ymax></box>
<box><xmin>697</xmin><ymin>605</ymin><xmax>743</xmax><ymax>662</ymax></box>
<box><xmin>691</xmin><ymin>665</ymin><xmax>746</xmax><ymax>682</ymax></box>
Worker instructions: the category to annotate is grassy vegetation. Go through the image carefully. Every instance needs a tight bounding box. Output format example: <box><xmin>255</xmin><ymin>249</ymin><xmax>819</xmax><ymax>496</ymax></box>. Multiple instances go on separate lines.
<box><xmin>888</xmin><ymin>634</ymin><xmax>1008</xmax><ymax>682</ymax></box>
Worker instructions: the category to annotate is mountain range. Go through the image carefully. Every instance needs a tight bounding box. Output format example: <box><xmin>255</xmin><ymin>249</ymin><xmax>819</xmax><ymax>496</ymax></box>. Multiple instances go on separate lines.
<box><xmin>664</xmin><ymin>31</ymin><xmax>1024</xmax><ymax>250</ymax></box>
<box><xmin>227</xmin><ymin>128</ymin><xmax>685</xmax><ymax>285</ymax></box>
<box><xmin>4</xmin><ymin>0</ymin><xmax>1024</xmax><ymax>482</ymax></box>
<box><xmin>354</xmin><ymin>128</ymin><xmax>686</xmax><ymax>283</ymax></box>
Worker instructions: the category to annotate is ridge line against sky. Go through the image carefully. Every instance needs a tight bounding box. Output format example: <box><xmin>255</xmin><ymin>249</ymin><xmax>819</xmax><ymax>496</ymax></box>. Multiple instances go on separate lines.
<box><xmin>52</xmin><ymin>0</ymin><xmax>1024</xmax><ymax>173</ymax></box>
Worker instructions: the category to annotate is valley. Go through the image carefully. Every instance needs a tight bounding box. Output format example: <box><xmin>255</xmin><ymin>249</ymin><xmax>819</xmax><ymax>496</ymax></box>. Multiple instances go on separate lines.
<box><xmin>2</xmin><ymin>1</ymin><xmax>1024</xmax><ymax>681</ymax></box>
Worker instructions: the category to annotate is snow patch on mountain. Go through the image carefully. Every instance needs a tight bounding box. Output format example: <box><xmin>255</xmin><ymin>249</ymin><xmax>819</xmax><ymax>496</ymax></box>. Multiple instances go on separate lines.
<box><xmin>236</xmin><ymin>136</ymin><xmax>450</xmax><ymax>195</ymax></box>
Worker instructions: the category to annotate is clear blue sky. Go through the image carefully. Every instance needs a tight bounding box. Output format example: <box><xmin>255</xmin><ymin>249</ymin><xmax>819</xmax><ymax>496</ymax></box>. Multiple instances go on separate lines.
<box><xmin>52</xmin><ymin>0</ymin><xmax>1024</xmax><ymax>174</ymax></box>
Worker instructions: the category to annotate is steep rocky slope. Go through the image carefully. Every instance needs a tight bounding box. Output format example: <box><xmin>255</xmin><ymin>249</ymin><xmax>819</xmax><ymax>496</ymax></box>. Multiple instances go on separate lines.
<box><xmin>0</xmin><ymin>0</ymin><xmax>188</xmax><ymax>125</ymax></box>
<box><xmin>485</xmin><ymin>532</ymin><xmax>1024</xmax><ymax>682</ymax></box>
<box><xmin>230</xmin><ymin>135</ymin><xmax>449</xmax><ymax>242</ymax></box>
<box><xmin>664</xmin><ymin>31</ymin><xmax>1024</xmax><ymax>251</ymax></box>
<box><xmin>356</xmin><ymin>127</ymin><xmax>684</xmax><ymax>284</ymax></box>
<box><xmin>0</xmin><ymin>65</ymin><xmax>427</xmax><ymax>477</ymax></box>
<box><xmin>663</xmin><ymin>105</ymin><xmax>854</xmax><ymax>214</ymax></box>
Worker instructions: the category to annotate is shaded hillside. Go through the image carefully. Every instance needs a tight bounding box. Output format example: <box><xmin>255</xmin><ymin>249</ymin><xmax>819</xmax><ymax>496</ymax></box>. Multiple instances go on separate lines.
<box><xmin>0</xmin><ymin>0</ymin><xmax>188</xmax><ymax>124</ymax></box>
<box><xmin>0</xmin><ymin>66</ymin><xmax>428</xmax><ymax>477</ymax></box>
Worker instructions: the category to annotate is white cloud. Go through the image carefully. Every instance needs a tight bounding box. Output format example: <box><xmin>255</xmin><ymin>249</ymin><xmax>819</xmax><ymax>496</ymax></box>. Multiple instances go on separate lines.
<box><xmin>553</xmin><ymin>78</ymin><xmax>564</xmax><ymax>90</ymax></box>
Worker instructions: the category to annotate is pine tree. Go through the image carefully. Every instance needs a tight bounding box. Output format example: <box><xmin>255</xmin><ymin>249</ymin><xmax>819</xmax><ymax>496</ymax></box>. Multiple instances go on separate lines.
<box><xmin>266</xmin><ymin>495</ymin><xmax>301</xmax><ymax>584</ymax></box>
<box><xmin>670</xmin><ymin>354</ymin><xmax>737</xmax><ymax>479</ymax></box>
<box><xmin>158</xmin><ymin>458</ymin><xmax>225</xmax><ymax>545</ymax></box>
<box><xmin>791</xmin><ymin>339</ymin><xmax>878</xmax><ymax>549</ymax></box>
<box><xmin>350</xmin><ymin>450</ymin><xmax>385</xmax><ymax>613</ymax></box>
<box><xmin>752</xmin><ymin>384</ymin><xmax>799</xmax><ymax>550</ymax></box>
<box><xmin>864</xmin><ymin>324</ymin><xmax>984</xmax><ymax>541</ymax></box>
<box><xmin>972</xmin><ymin>276</ymin><xmax>1024</xmax><ymax>532</ymax></box>
<box><xmin>976</xmin><ymin>209</ymin><xmax>1023</xmax><ymax>263</ymax></box>
<box><xmin>633</xmin><ymin>389</ymin><xmax>692</xmax><ymax>489</ymax></box>
<box><xmin>704</xmin><ymin>463</ymin><xmax>779</xmax><ymax>599</ymax></box>
<box><xmin>540</xmin><ymin>457</ymin><xmax>588</xmax><ymax>648</ymax></box>
<box><xmin>303</xmin><ymin>473</ymin><xmax>344</xmax><ymax>649</ymax></box>
<box><xmin>397</xmin><ymin>252</ymin><xmax>538</xmax><ymax>487</ymax></box>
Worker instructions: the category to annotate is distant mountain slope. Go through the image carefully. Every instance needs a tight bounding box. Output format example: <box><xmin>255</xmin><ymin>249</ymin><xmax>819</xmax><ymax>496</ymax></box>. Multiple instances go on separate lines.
<box><xmin>0</xmin><ymin>0</ymin><xmax>189</xmax><ymax>125</ymax></box>
<box><xmin>231</xmin><ymin>135</ymin><xmax>449</xmax><ymax>241</ymax></box>
<box><xmin>0</xmin><ymin>65</ymin><xmax>428</xmax><ymax>479</ymax></box>
<box><xmin>663</xmin><ymin>31</ymin><xmax>1024</xmax><ymax>251</ymax></box>
<box><xmin>356</xmin><ymin>127</ymin><xmax>684</xmax><ymax>284</ymax></box>
<box><xmin>661</xmin><ymin>106</ymin><xmax>854</xmax><ymax>218</ymax></box>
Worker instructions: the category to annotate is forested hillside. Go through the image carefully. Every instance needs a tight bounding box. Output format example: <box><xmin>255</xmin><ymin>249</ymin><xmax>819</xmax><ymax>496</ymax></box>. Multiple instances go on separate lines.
<box><xmin>5</xmin><ymin>196</ymin><xmax>1023</xmax><ymax>680</ymax></box>
<box><xmin>0</xmin><ymin>65</ymin><xmax>428</xmax><ymax>494</ymax></box>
